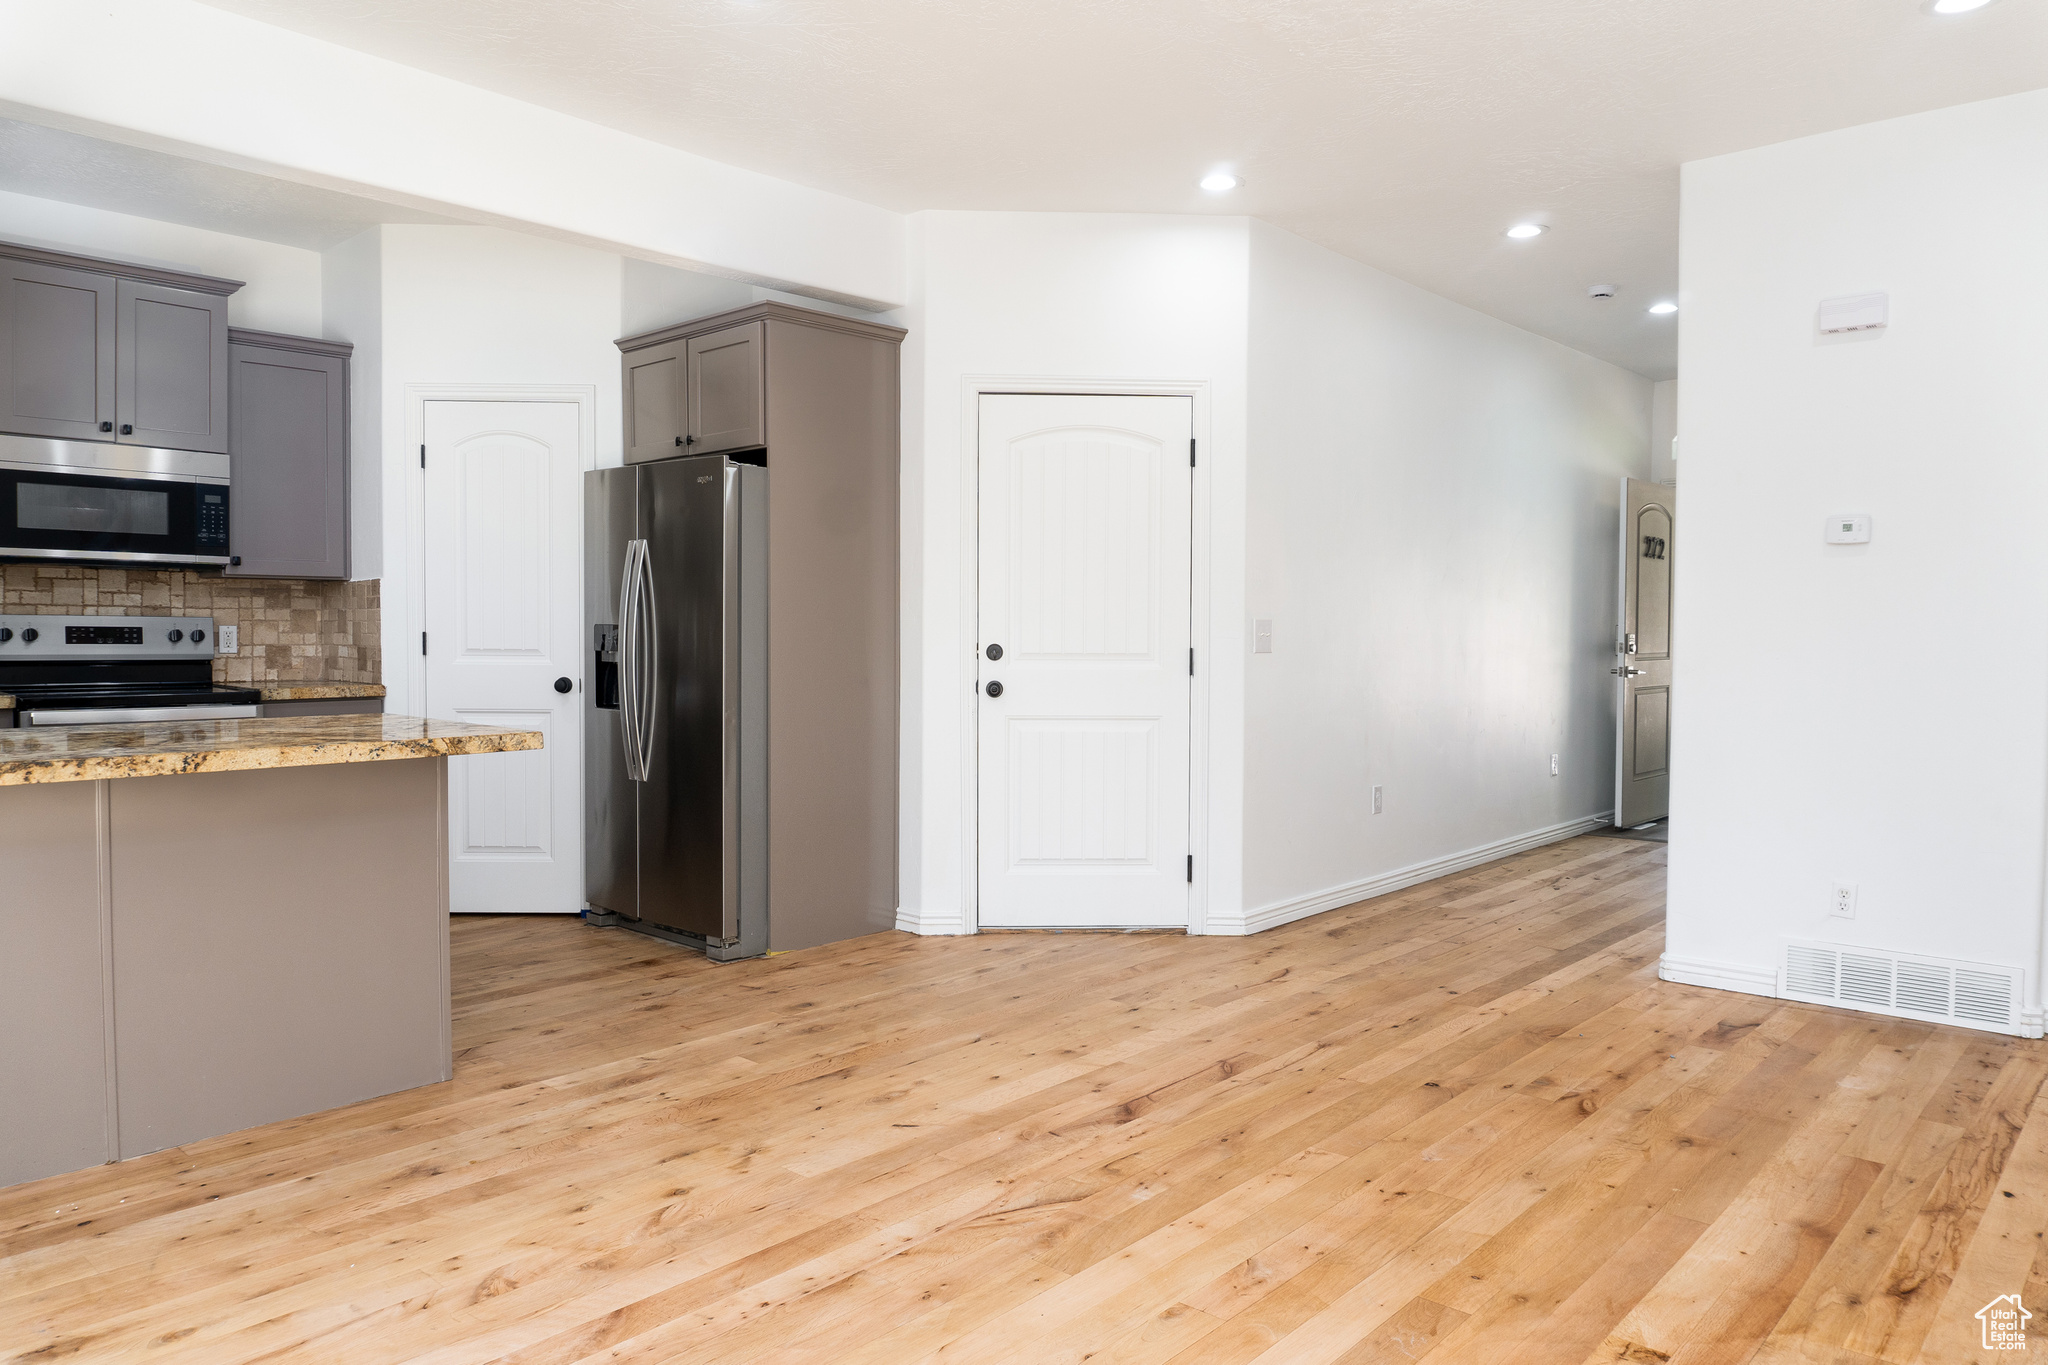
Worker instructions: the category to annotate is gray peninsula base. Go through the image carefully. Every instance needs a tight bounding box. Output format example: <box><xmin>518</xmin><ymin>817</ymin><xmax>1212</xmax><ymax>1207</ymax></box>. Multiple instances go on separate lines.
<box><xmin>1</xmin><ymin>758</ymin><xmax>450</xmax><ymax>1188</ymax></box>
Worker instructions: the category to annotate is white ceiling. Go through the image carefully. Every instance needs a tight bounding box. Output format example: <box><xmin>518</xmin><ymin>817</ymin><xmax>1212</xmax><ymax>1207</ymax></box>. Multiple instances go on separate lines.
<box><xmin>174</xmin><ymin>1</ymin><xmax>2048</xmax><ymax>377</ymax></box>
<box><xmin>0</xmin><ymin>117</ymin><xmax>455</xmax><ymax>251</ymax></box>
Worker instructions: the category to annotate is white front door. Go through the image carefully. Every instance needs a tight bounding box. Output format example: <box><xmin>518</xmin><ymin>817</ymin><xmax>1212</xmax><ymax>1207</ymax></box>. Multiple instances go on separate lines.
<box><xmin>977</xmin><ymin>393</ymin><xmax>1193</xmax><ymax>928</ymax></box>
<box><xmin>422</xmin><ymin>400</ymin><xmax>584</xmax><ymax>914</ymax></box>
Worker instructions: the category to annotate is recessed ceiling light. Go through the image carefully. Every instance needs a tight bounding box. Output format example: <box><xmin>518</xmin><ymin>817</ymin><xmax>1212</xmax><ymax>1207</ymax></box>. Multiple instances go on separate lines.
<box><xmin>1200</xmin><ymin>172</ymin><xmax>1240</xmax><ymax>193</ymax></box>
<box><xmin>1648</xmin><ymin>301</ymin><xmax>1678</xmax><ymax>315</ymax></box>
<box><xmin>1931</xmin><ymin>0</ymin><xmax>1992</xmax><ymax>13</ymax></box>
<box><xmin>1505</xmin><ymin>223</ymin><xmax>1547</xmax><ymax>240</ymax></box>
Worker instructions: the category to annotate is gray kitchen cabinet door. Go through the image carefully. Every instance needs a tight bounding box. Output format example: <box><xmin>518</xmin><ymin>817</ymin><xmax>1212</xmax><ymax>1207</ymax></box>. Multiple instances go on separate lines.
<box><xmin>226</xmin><ymin>339</ymin><xmax>348</xmax><ymax>579</ymax></box>
<box><xmin>687</xmin><ymin>321</ymin><xmax>765</xmax><ymax>454</ymax></box>
<box><xmin>0</xmin><ymin>259</ymin><xmax>117</xmax><ymax>441</ymax></box>
<box><xmin>117</xmin><ymin>279</ymin><xmax>228</xmax><ymax>453</ymax></box>
<box><xmin>624</xmin><ymin>337</ymin><xmax>687</xmax><ymax>464</ymax></box>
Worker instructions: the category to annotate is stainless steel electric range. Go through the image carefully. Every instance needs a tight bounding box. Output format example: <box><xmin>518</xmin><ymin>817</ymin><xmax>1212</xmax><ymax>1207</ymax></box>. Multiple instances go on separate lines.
<box><xmin>0</xmin><ymin>614</ymin><xmax>258</xmax><ymax>726</ymax></box>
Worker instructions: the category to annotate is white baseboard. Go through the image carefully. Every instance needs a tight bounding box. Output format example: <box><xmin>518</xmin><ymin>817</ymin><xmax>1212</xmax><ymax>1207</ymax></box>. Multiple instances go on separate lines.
<box><xmin>895</xmin><ymin>907</ymin><xmax>969</xmax><ymax>936</ymax></box>
<box><xmin>1212</xmin><ymin>811</ymin><xmax>1618</xmax><ymax>937</ymax></box>
<box><xmin>1657</xmin><ymin>954</ymin><xmax>1779</xmax><ymax>997</ymax></box>
<box><xmin>2021</xmin><ymin>1009</ymin><xmax>2047</xmax><ymax>1040</ymax></box>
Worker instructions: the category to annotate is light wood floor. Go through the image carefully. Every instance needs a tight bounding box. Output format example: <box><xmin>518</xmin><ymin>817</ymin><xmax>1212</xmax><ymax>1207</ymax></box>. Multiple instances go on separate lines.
<box><xmin>6</xmin><ymin>835</ymin><xmax>2046</xmax><ymax>1364</ymax></box>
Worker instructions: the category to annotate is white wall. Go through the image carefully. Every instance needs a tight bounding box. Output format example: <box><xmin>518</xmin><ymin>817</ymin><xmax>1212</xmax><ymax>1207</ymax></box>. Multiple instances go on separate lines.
<box><xmin>896</xmin><ymin>211</ymin><xmax>1252</xmax><ymax>934</ymax></box>
<box><xmin>0</xmin><ymin>0</ymin><xmax>906</xmax><ymax>311</ymax></box>
<box><xmin>619</xmin><ymin>258</ymin><xmax>893</xmax><ymax>342</ymax></box>
<box><xmin>0</xmin><ymin>189</ymin><xmax>322</xmax><ymax>334</ymax></box>
<box><xmin>368</xmin><ymin>226</ymin><xmax>625</xmax><ymax>716</ymax></box>
<box><xmin>1649</xmin><ymin>379</ymin><xmax>1678</xmax><ymax>485</ymax></box>
<box><xmin>1667</xmin><ymin>89</ymin><xmax>2048</xmax><ymax>1031</ymax></box>
<box><xmin>1239</xmin><ymin>220</ymin><xmax>1650</xmax><ymax>931</ymax></box>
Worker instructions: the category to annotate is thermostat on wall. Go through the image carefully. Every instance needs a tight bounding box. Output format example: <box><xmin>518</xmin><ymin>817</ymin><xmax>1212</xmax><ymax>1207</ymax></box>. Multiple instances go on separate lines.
<box><xmin>1818</xmin><ymin>292</ymin><xmax>1888</xmax><ymax>334</ymax></box>
<box><xmin>1825</xmin><ymin>513</ymin><xmax>1871</xmax><ymax>544</ymax></box>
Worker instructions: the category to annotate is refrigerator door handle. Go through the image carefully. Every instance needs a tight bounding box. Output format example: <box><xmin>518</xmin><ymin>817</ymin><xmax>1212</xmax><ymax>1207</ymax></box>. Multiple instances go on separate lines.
<box><xmin>634</xmin><ymin>536</ymin><xmax>658</xmax><ymax>783</ymax></box>
<box><xmin>619</xmin><ymin>538</ymin><xmax>647</xmax><ymax>782</ymax></box>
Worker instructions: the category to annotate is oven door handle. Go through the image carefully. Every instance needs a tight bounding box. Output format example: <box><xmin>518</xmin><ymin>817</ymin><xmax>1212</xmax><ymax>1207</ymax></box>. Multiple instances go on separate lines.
<box><xmin>23</xmin><ymin>704</ymin><xmax>261</xmax><ymax>726</ymax></box>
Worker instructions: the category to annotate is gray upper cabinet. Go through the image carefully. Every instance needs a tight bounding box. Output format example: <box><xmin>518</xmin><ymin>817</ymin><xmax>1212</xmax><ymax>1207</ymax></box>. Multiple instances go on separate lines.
<box><xmin>226</xmin><ymin>330</ymin><xmax>350</xmax><ymax>580</ymax></box>
<box><xmin>0</xmin><ymin>259</ymin><xmax>117</xmax><ymax>442</ymax></box>
<box><xmin>0</xmin><ymin>241</ymin><xmax>240</xmax><ymax>454</ymax></box>
<box><xmin>687</xmin><ymin>321</ymin><xmax>765</xmax><ymax>455</ymax></box>
<box><xmin>624</xmin><ymin>338</ymin><xmax>686</xmax><ymax>464</ymax></box>
<box><xmin>118</xmin><ymin>281</ymin><xmax>229</xmax><ymax>453</ymax></box>
<box><xmin>622</xmin><ymin>318</ymin><xmax>766</xmax><ymax>463</ymax></box>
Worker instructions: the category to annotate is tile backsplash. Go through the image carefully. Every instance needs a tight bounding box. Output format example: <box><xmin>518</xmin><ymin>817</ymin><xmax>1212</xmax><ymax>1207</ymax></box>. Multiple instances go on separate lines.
<box><xmin>1</xmin><ymin>565</ymin><xmax>380</xmax><ymax>687</ymax></box>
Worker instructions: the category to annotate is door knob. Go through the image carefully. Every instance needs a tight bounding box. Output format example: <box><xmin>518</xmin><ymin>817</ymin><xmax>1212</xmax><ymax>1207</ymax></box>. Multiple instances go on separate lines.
<box><xmin>985</xmin><ymin>643</ymin><xmax>1003</xmax><ymax>660</ymax></box>
<box><xmin>985</xmin><ymin>681</ymin><xmax>1003</xmax><ymax>697</ymax></box>
<box><xmin>554</xmin><ymin>676</ymin><xmax>574</xmax><ymax>694</ymax></box>
<box><xmin>1612</xmin><ymin>665</ymin><xmax>1645</xmax><ymax>677</ymax></box>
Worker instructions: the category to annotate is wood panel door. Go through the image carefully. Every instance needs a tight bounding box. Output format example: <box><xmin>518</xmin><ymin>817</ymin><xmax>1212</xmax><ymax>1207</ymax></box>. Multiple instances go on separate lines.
<box><xmin>686</xmin><ymin>321</ymin><xmax>764</xmax><ymax>454</ymax></box>
<box><xmin>116</xmin><ymin>280</ymin><xmax>227</xmax><ymax>453</ymax></box>
<box><xmin>423</xmin><ymin>400</ymin><xmax>584</xmax><ymax>913</ymax></box>
<box><xmin>977</xmin><ymin>394</ymin><xmax>1193</xmax><ymax>928</ymax></box>
<box><xmin>1615</xmin><ymin>477</ymin><xmax>1676</xmax><ymax>827</ymax></box>
<box><xmin>0</xmin><ymin>259</ymin><xmax>116</xmax><ymax>442</ymax></box>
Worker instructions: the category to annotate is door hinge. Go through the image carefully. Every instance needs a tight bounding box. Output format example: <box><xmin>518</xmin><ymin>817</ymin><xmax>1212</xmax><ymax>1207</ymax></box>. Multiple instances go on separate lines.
<box><xmin>1189</xmin><ymin>438</ymin><xmax>1197</xmax><ymax>467</ymax></box>
<box><xmin>1186</xmin><ymin>854</ymin><xmax>1194</xmax><ymax>883</ymax></box>
<box><xmin>1189</xmin><ymin>647</ymin><xmax>1195</xmax><ymax>676</ymax></box>
<box><xmin>420</xmin><ymin>443</ymin><xmax>426</xmax><ymax>469</ymax></box>
<box><xmin>421</xmin><ymin>631</ymin><xmax>428</xmax><ymax>656</ymax></box>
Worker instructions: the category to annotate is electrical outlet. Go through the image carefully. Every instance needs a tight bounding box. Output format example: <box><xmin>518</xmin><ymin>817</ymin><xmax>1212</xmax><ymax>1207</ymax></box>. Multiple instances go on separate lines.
<box><xmin>1252</xmin><ymin>618</ymin><xmax>1274</xmax><ymax>655</ymax></box>
<box><xmin>218</xmin><ymin>623</ymin><xmax>239</xmax><ymax>655</ymax></box>
<box><xmin>1550</xmin><ymin>753</ymin><xmax>1559</xmax><ymax>777</ymax></box>
<box><xmin>1371</xmin><ymin>785</ymin><xmax>1383</xmax><ymax>815</ymax></box>
<box><xmin>1831</xmin><ymin>882</ymin><xmax>1857</xmax><ymax>919</ymax></box>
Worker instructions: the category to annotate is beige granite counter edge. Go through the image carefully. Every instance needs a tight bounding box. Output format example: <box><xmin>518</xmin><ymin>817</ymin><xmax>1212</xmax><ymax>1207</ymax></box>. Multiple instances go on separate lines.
<box><xmin>256</xmin><ymin>682</ymin><xmax>388</xmax><ymax>701</ymax></box>
<box><xmin>0</xmin><ymin>730</ymin><xmax>541</xmax><ymax>787</ymax></box>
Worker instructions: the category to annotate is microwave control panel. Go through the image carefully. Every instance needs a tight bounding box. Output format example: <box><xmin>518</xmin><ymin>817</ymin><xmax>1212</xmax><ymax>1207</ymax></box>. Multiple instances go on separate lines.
<box><xmin>196</xmin><ymin>489</ymin><xmax>230</xmax><ymax>548</ymax></box>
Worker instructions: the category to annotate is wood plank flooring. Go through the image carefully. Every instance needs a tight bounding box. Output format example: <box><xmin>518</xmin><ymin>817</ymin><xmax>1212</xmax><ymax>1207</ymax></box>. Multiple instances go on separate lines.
<box><xmin>5</xmin><ymin>835</ymin><xmax>2045</xmax><ymax>1364</ymax></box>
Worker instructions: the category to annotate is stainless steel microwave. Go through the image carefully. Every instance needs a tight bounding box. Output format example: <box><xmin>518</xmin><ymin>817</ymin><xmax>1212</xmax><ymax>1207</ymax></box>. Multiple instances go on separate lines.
<box><xmin>0</xmin><ymin>433</ymin><xmax>231</xmax><ymax>567</ymax></box>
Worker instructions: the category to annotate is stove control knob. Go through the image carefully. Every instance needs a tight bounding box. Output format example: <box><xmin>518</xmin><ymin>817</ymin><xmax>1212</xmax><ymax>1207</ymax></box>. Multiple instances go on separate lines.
<box><xmin>167</xmin><ymin>629</ymin><xmax>183</xmax><ymax>643</ymax></box>
<box><xmin>191</xmin><ymin>629</ymin><xmax>206</xmax><ymax>643</ymax></box>
<box><xmin>20</xmin><ymin>627</ymin><xmax>36</xmax><ymax>643</ymax></box>
<box><xmin>0</xmin><ymin>628</ymin><xmax>11</xmax><ymax>643</ymax></box>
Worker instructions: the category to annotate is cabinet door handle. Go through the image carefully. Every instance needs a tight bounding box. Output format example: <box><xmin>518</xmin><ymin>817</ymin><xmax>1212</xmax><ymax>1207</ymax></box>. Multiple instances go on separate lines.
<box><xmin>99</xmin><ymin>421</ymin><xmax>113</xmax><ymax>432</ymax></box>
<box><xmin>119</xmin><ymin>423</ymin><xmax>133</xmax><ymax>435</ymax></box>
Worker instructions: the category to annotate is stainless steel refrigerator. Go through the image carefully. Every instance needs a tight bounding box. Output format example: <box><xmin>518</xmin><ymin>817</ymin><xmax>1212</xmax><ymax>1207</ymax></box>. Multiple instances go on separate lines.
<box><xmin>584</xmin><ymin>453</ymin><xmax>768</xmax><ymax>960</ymax></box>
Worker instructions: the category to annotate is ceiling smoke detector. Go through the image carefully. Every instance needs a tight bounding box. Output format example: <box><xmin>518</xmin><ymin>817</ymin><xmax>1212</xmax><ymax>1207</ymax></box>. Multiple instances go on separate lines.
<box><xmin>1588</xmin><ymin>284</ymin><xmax>1617</xmax><ymax>299</ymax></box>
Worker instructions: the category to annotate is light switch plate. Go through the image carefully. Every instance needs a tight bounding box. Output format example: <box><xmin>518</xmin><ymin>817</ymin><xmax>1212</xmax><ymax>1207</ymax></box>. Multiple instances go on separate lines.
<box><xmin>1252</xmin><ymin>618</ymin><xmax>1273</xmax><ymax>654</ymax></box>
<box><xmin>1825</xmin><ymin>514</ymin><xmax>1871</xmax><ymax>545</ymax></box>
<box><xmin>1819</xmin><ymin>292</ymin><xmax>1888</xmax><ymax>333</ymax></box>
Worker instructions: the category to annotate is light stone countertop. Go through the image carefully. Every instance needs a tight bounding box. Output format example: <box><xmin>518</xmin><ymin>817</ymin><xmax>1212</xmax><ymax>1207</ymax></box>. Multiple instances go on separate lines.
<box><xmin>0</xmin><ymin>694</ymin><xmax>11</xmax><ymax>710</ymax></box>
<box><xmin>0</xmin><ymin>714</ymin><xmax>540</xmax><ymax>786</ymax></box>
<box><xmin>256</xmin><ymin>682</ymin><xmax>387</xmax><ymax>702</ymax></box>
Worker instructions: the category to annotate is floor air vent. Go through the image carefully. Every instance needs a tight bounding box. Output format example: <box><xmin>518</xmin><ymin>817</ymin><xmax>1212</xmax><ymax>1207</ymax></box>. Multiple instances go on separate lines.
<box><xmin>1781</xmin><ymin>941</ymin><xmax>2022</xmax><ymax>1035</ymax></box>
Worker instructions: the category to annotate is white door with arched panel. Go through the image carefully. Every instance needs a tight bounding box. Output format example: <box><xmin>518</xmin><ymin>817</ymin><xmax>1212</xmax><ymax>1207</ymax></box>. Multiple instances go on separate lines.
<box><xmin>423</xmin><ymin>400</ymin><xmax>583</xmax><ymax>914</ymax></box>
<box><xmin>977</xmin><ymin>394</ymin><xmax>1193</xmax><ymax>928</ymax></box>
<box><xmin>1615</xmin><ymin>477</ymin><xmax>1676</xmax><ymax>828</ymax></box>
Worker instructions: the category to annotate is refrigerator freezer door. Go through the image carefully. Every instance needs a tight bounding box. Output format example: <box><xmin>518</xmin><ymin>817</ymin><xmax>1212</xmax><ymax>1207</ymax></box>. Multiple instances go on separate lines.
<box><xmin>637</xmin><ymin>456</ymin><xmax>731</xmax><ymax>940</ymax></box>
<box><xmin>583</xmin><ymin>466</ymin><xmax>638</xmax><ymax>918</ymax></box>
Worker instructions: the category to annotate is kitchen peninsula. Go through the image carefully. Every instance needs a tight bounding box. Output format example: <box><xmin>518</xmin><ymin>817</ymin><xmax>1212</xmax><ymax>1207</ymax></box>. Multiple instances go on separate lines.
<box><xmin>0</xmin><ymin>715</ymin><xmax>541</xmax><ymax>1187</ymax></box>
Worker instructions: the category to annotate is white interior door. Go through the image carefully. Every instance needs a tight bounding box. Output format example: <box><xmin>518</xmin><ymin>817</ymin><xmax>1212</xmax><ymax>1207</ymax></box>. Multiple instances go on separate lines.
<box><xmin>423</xmin><ymin>400</ymin><xmax>583</xmax><ymax>914</ymax></box>
<box><xmin>977</xmin><ymin>393</ymin><xmax>1193</xmax><ymax>928</ymax></box>
<box><xmin>1615</xmin><ymin>477</ymin><xmax>1676</xmax><ymax>828</ymax></box>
